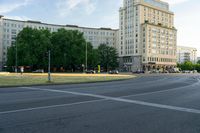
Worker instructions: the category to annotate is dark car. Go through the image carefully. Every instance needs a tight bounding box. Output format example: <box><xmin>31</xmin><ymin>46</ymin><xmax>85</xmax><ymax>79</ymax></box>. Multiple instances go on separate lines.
<box><xmin>109</xmin><ymin>70</ymin><xmax>119</xmax><ymax>74</ymax></box>
<box><xmin>132</xmin><ymin>70</ymin><xmax>145</xmax><ymax>74</ymax></box>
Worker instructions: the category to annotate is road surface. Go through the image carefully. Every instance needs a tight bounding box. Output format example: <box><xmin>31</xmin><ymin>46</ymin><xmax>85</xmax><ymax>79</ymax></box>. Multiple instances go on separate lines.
<box><xmin>0</xmin><ymin>74</ymin><xmax>200</xmax><ymax>133</ymax></box>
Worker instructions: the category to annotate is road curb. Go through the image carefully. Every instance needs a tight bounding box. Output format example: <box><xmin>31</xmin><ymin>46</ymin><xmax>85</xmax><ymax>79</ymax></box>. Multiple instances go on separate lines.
<box><xmin>0</xmin><ymin>77</ymin><xmax>136</xmax><ymax>88</ymax></box>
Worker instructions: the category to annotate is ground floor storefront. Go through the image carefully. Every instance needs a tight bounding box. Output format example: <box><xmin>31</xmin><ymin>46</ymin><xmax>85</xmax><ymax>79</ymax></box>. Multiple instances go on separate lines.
<box><xmin>143</xmin><ymin>64</ymin><xmax>177</xmax><ymax>73</ymax></box>
<box><xmin>119</xmin><ymin>56</ymin><xmax>177</xmax><ymax>72</ymax></box>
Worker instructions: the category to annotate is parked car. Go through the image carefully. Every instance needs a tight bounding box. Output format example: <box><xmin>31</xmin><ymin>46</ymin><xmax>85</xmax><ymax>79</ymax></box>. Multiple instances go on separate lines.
<box><xmin>32</xmin><ymin>69</ymin><xmax>44</xmax><ymax>73</ymax></box>
<box><xmin>109</xmin><ymin>70</ymin><xmax>119</xmax><ymax>74</ymax></box>
<box><xmin>150</xmin><ymin>70</ymin><xmax>160</xmax><ymax>74</ymax></box>
<box><xmin>182</xmin><ymin>70</ymin><xmax>191</xmax><ymax>73</ymax></box>
<box><xmin>162</xmin><ymin>70</ymin><xmax>169</xmax><ymax>73</ymax></box>
<box><xmin>85</xmin><ymin>70</ymin><xmax>96</xmax><ymax>74</ymax></box>
<box><xmin>132</xmin><ymin>70</ymin><xmax>145</xmax><ymax>74</ymax></box>
<box><xmin>193</xmin><ymin>70</ymin><xmax>198</xmax><ymax>73</ymax></box>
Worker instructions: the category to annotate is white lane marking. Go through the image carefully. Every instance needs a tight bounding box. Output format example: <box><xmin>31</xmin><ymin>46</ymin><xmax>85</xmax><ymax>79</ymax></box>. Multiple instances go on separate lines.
<box><xmin>121</xmin><ymin>78</ymin><xmax>200</xmax><ymax>98</ymax></box>
<box><xmin>20</xmin><ymin>87</ymin><xmax>200</xmax><ymax>114</ymax></box>
<box><xmin>0</xmin><ymin>99</ymin><xmax>105</xmax><ymax>115</ymax></box>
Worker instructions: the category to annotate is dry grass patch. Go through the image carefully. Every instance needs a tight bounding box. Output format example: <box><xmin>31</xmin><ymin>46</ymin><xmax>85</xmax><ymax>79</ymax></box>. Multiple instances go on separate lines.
<box><xmin>0</xmin><ymin>73</ymin><xmax>134</xmax><ymax>87</ymax></box>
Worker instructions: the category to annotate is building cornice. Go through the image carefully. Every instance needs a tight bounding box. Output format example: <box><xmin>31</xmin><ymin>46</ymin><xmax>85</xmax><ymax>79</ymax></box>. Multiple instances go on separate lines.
<box><xmin>142</xmin><ymin>21</ymin><xmax>177</xmax><ymax>31</ymax></box>
<box><xmin>1</xmin><ymin>16</ymin><xmax>119</xmax><ymax>31</ymax></box>
<box><xmin>177</xmin><ymin>46</ymin><xmax>197</xmax><ymax>50</ymax></box>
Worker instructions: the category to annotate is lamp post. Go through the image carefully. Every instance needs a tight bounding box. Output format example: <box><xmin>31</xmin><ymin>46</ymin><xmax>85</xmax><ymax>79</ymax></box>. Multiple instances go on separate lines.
<box><xmin>179</xmin><ymin>50</ymin><xmax>181</xmax><ymax>63</ymax></box>
<box><xmin>48</xmin><ymin>50</ymin><xmax>51</xmax><ymax>82</ymax></box>
<box><xmin>15</xmin><ymin>43</ymin><xmax>18</xmax><ymax>73</ymax></box>
<box><xmin>85</xmin><ymin>42</ymin><xmax>88</xmax><ymax>72</ymax></box>
<box><xmin>194</xmin><ymin>49</ymin><xmax>197</xmax><ymax>63</ymax></box>
<box><xmin>193</xmin><ymin>49</ymin><xmax>197</xmax><ymax>71</ymax></box>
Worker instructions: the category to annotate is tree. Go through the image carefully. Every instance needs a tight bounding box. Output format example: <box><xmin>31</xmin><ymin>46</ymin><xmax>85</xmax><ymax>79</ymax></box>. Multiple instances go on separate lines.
<box><xmin>195</xmin><ymin>64</ymin><xmax>200</xmax><ymax>72</ymax></box>
<box><xmin>7</xmin><ymin>28</ymin><xmax>118</xmax><ymax>72</ymax></box>
<box><xmin>51</xmin><ymin>29</ymin><xmax>87</xmax><ymax>72</ymax></box>
<box><xmin>84</xmin><ymin>42</ymin><xmax>100</xmax><ymax>69</ymax></box>
<box><xmin>178</xmin><ymin>61</ymin><xmax>194</xmax><ymax>71</ymax></box>
<box><xmin>7</xmin><ymin>27</ymin><xmax>51</xmax><ymax>71</ymax></box>
<box><xmin>6</xmin><ymin>45</ymin><xmax>16</xmax><ymax>71</ymax></box>
<box><xmin>98</xmin><ymin>44</ymin><xmax>118</xmax><ymax>71</ymax></box>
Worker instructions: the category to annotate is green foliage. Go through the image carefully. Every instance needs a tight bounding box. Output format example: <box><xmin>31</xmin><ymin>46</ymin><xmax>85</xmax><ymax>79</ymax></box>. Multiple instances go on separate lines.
<box><xmin>178</xmin><ymin>61</ymin><xmax>200</xmax><ymax>72</ymax></box>
<box><xmin>195</xmin><ymin>64</ymin><xmax>200</xmax><ymax>72</ymax></box>
<box><xmin>182</xmin><ymin>61</ymin><xmax>193</xmax><ymax>70</ymax></box>
<box><xmin>6</xmin><ymin>28</ymin><xmax>119</xmax><ymax>72</ymax></box>
<box><xmin>98</xmin><ymin>44</ymin><xmax>119</xmax><ymax>71</ymax></box>
<box><xmin>51</xmin><ymin>29</ymin><xmax>86</xmax><ymax>71</ymax></box>
<box><xmin>7</xmin><ymin>27</ymin><xmax>51</xmax><ymax>70</ymax></box>
<box><xmin>87</xmin><ymin>47</ymin><xmax>99</xmax><ymax>69</ymax></box>
<box><xmin>6</xmin><ymin>45</ymin><xmax>16</xmax><ymax>67</ymax></box>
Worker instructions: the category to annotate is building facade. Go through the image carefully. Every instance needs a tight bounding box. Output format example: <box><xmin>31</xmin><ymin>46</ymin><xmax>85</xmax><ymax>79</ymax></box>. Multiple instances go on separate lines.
<box><xmin>177</xmin><ymin>46</ymin><xmax>197</xmax><ymax>64</ymax></box>
<box><xmin>119</xmin><ymin>0</ymin><xmax>177</xmax><ymax>72</ymax></box>
<box><xmin>0</xmin><ymin>16</ymin><xmax>118</xmax><ymax>70</ymax></box>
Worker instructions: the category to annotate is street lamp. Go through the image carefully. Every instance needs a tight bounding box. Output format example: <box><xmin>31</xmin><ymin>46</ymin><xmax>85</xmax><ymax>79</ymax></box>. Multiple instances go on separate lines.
<box><xmin>179</xmin><ymin>50</ymin><xmax>181</xmax><ymax>63</ymax></box>
<box><xmin>85</xmin><ymin>42</ymin><xmax>88</xmax><ymax>72</ymax></box>
<box><xmin>193</xmin><ymin>49</ymin><xmax>197</xmax><ymax>71</ymax></box>
<box><xmin>15</xmin><ymin>43</ymin><xmax>18</xmax><ymax>73</ymax></box>
<box><xmin>48</xmin><ymin>50</ymin><xmax>51</xmax><ymax>82</ymax></box>
<box><xmin>193</xmin><ymin>49</ymin><xmax>197</xmax><ymax>64</ymax></box>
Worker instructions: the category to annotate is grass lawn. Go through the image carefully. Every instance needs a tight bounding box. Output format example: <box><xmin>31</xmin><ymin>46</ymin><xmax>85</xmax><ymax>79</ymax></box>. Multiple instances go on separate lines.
<box><xmin>0</xmin><ymin>73</ymin><xmax>134</xmax><ymax>87</ymax></box>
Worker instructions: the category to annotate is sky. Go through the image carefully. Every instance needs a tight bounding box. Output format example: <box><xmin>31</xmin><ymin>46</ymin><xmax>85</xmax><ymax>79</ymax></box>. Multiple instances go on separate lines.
<box><xmin>0</xmin><ymin>0</ymin><xmax>199</xmax><ymax>56</ymax></box>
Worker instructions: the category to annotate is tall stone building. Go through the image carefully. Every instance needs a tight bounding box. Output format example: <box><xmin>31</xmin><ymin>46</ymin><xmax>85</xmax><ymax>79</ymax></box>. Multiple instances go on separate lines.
<box><xmin>119</xmin><ymin>0</ymin><xmax>177</xmax><ymax>72</ymax></box>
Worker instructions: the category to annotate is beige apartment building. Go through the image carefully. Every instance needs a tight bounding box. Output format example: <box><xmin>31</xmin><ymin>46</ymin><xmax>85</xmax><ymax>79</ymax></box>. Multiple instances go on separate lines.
<box><xmin>177</xmin><ymin>46</ymin><xmax>197</xmax><ymax>64</ymax></box>
<box><xmin>119</xmin><ymin>0</ymin><xmax>177</xmax><ymax>72</ymax></box>
<box><xmin>0</xmin><ymin>16</ymin><xmax>118</xmax><ymax>70</ymax></box>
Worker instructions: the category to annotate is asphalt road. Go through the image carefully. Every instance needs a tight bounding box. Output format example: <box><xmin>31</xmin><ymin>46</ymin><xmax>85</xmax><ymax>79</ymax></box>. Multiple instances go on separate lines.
<box><xmin>1</xmin><ymin>74</ymin><xmax>200</xmax><ymax>133</ymax></box>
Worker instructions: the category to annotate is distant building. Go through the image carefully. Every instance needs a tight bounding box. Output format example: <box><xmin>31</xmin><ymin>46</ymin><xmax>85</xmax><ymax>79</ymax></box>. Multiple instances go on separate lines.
<box><xmin>0</xmin><ymin>16</ymin><xmax>118</xmax><ymax>71</ymax></box>
<box><xmin>177</xmin><ymin>46</ymin><xmax>197</xmax><ymax>64</ymax></box>
<box><xmin>119</xmin><ymin>0</ymin><xmax>177</xmax><ymax>72</ymax></box>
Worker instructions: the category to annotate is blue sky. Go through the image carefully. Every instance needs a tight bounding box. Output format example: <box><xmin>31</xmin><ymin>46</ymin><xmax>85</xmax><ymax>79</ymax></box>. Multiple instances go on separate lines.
<box><xmin>0</xmin><ymin>0</ymin><xmax>199</xmax><ymax>55</ymax></box>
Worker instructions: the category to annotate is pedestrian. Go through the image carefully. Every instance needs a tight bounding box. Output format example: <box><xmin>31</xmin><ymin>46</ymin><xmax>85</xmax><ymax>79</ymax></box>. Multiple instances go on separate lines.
<box><xmin>20</xmin><ymin>66</ymin><xmax>24</xmax><ymax>75</ymax></box>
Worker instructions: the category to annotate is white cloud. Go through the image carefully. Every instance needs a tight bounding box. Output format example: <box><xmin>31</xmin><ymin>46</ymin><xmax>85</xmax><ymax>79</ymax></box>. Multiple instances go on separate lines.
<box><xmin>0</xmin><ymin>0</ymin><xmax>32</xmax><ymax>14</ymax></box>
<box><xmin>162</xmin><ymin>0</ymin><xmax>189</xmax><ymax>5</ymax></box>
<box><xmin>56</xmin><ymin>0</ymin><xmax>96</xmax><ymax>17</ymax></box>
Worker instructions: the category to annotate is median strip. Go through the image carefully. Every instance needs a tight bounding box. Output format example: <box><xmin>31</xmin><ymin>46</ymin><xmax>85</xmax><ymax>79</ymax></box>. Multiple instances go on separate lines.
<box><xmin>0</xmin><ymin>73</ymin><xmax>134</xmax><ymax>87</ymax></box>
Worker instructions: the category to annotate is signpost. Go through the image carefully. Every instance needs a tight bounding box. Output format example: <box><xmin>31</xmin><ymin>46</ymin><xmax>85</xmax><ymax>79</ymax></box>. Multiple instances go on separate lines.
<box><xmin>98</xmin><ymin>65</ymin><xmax>101</xmax><ymax>73</ymax></box>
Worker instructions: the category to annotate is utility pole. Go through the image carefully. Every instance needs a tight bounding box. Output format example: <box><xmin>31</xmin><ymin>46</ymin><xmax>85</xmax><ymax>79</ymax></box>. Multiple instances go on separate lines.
<box><xmin>15</xmin><ymin>43</ymin><xmax>18</xmax><ymax>73</ymax></box>
<box><xmin>179</xmin><ymin>50</ymin><xmax>181</xmax><ymax>63</ymax></box>
<box><xmin>48</xmin><ymin>50</ymin><xmax>51</xmax><ymax>82</ymax></box>
<box><xmin>193</xmin><ymin>49</ymin><xmax>197</xmax><ymax>71</ymax></box>
<box><xmin>85</xmin><ymin>42</ymin><xmax>88</xmax><ymax>72</ymax></box>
